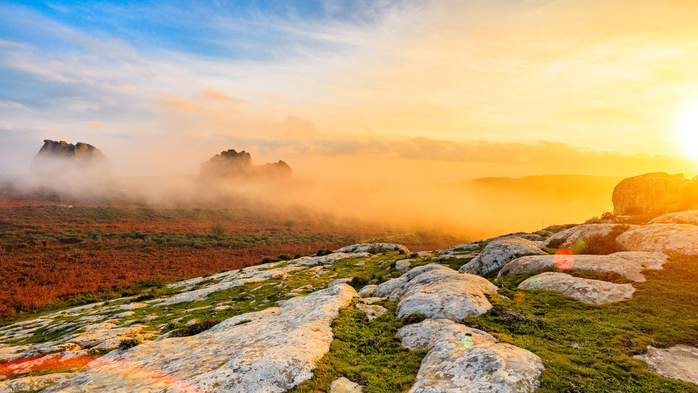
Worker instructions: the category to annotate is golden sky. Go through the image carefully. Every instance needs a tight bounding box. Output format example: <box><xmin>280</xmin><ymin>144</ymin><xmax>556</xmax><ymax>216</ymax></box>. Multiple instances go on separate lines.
<box><xmin>1</xmin><ymin>0</ymin><xmax>698</xmax><ymax>182</ymax></box>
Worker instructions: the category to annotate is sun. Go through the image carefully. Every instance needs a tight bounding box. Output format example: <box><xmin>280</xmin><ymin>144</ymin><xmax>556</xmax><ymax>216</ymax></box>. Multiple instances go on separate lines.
<box><xmin>676</xmin><ymin>97</ymin><xmax>698</xmax><ymax>158</ymax></box>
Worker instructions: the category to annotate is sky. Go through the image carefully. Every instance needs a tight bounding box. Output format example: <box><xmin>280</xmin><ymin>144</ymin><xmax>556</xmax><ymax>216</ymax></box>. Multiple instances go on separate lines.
<box><xmin>2</xmin><ymin>0</ymin><xmax>698</xmax><ymax>182</ymax></box>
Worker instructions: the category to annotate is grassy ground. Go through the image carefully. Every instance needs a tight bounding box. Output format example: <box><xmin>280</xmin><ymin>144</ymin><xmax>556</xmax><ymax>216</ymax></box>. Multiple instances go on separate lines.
<box><xmin>466</xmin><ymin>255</ymin><xmax>698</xmax><ymax>393</ymax></box>
<box><xmin>289</xmin><ymin>299</ymin><xmax>426</xmax><ymax>393</ymax></box>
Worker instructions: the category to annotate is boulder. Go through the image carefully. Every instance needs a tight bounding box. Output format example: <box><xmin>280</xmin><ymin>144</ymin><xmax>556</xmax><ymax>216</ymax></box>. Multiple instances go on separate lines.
<box><xmin>330</xmin><ymin>377</ymin><xmax>363</xmax><ymax>393</ymax></box>
<box><xmin>634</xmin><ymin>345</ymin><xmax>698</xmax><ymax>385</ymax></box>
<box><xmin>335</xmin><ymin>243</ymin><xmax>410</xmax><ymax>254</ymax></box>
<box><xmin>542</xmin><ymin>224</ymin><xmax>633</xmax><ymax>249</ymax></box>
<box><xmin>616</xmin><ymin>224</ymin><xmax>698</xmax><ymax>255</ymax></box>
<box><xmin>357</xmin><ymin>285</ymin><xmax>377</xmax><ymax>298</ymax></box>
<box><xmin>355</xmin><ymin>303</ymin><xmax>388</xmax><ymax>321</ymax></box>
<box><xmin>498</xmin><ymin>252</ymin><xmax>668</xmax><ymax>282</ymax></box>
<box><xmin>397</xmin><ymin>319</ymin><xmax>544</xmax><ymax>393</ymax></box>
<box><xmin>612</xmin><ymin>172</ymin><xmax>688</xmax><ymax>215</ymax></box>
<box><xmin>45</xmin><ymin>284</ymin><xmax>357</xmax><ymax>393</ymax></box>
<box><xmin>374</xmin><ymin>264</ymin><xmax>498</xmax><ymax>321</ymax></box>
<box><xmin>459</xmin><ymin>237</ymin><xmax>546</xmax><ymax>276</ymax></box>
<box><xmin>28</xmin><ymin>140</ymin><xmax>113</xmax><ymax>192</ymax></box>
<box><xmin>395</xmin><ymin>259</ymin><xmax>412</xmax><ymax>272</ymax></box>
<box><xmin>518</xmin><ymin>272</ymin><xmax>635</xmax><ymax>305</ymax></box>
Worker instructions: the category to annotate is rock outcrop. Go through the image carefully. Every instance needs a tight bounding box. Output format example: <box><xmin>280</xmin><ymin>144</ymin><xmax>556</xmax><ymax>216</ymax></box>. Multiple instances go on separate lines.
<box><xmin>398</xmin><ymin>319</ymin><xmax>544</xmax><ymax>393</ymax></box>
<box><xmin>518</xmin><ymin>272</ymin><xmax>635</xmax><ymax>305</ymax></box>
<box><xmin>374</xmin><ymin>264</ymin><xmax>498</xmax><ymax>321</ymax></box>
<box><xmin>199</xmin><ymin>149</ymin><xmax>291</xmax><ymax>180</ymax></box>
<box><xmin>46</xmin><ymin>285</ymin><xmax>357</xmax><ymax>393</ymax></box>
<box><xmin>616</xmin><ymin>224</ymin><xmax>698</xmax><ymax>255</ymax></box>
<box><xmin>649</xmin><ymin>210</ymin><xmax>698</xmax><ymax>226</ymax></box>
<box><xmin>459</xmin><ymin>237</ymin><xmax>546</xmax><ymax>276</ymax></box>
<box><xmin>330</xmin><ymin>377</ymin><xmax>363</xmax><ymax>393</ymax></box>
<box><xmin>612</xmin><ymin>172</ymin><xmax>689</xmax><ymax>215</ymax></box>
<box><xmin>634</xmin><ymin>345</ymin><xmax>698</xmax><ymax>385</ymax></box>
<box><xmin>28</xmin><ymin>140</ymin><xmax>112</xmax><ymax>190</ymax></box>
<box><xmin>498</xmin><ymin>252</ymin><xmax>668</xmax><ymax>282</ymax></box>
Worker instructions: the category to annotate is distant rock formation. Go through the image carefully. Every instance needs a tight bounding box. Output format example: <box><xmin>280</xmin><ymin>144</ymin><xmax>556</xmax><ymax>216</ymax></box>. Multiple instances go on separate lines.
<box><xmin>200</xmin><ymin>149</ymin><xmax>292</xmax><ymax>180</ymax></box>
<box><xmin>612</xmin><ymin>172</ymin><xmax>698</xmax><ymax>215</ymax></box>
<box><xmin>30</xmin><ymin>139</ymin><xmax>112</xmax><ymax>178</ymax></box>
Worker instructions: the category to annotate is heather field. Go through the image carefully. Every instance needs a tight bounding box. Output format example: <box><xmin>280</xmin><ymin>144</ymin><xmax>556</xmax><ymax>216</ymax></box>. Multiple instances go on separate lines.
<box><xmin>0</xmin><ymin>197</ymin><xmax>464</xmax><ymax>322</ymax></box>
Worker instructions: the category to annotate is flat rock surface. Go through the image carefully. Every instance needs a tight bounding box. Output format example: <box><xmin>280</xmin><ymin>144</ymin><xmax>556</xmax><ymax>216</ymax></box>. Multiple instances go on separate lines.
<box><xmin>634</xmin><ymin>345</ymin><xmax>698</xmax><ymax>385</ymax></box>
<box><xmin>335</xmin><ymin>243</ymin><xmax>410</xmax><ymax>254</ymax></box>
<box><xmin>374</xmin><ymin>264</ymin><xmax>498</xmax><ymax>321</ymax></box>
<box><xmin>459</xmin><ymin>237</ymin><xmax>546</xmax><ymax>276</ymax></box>
<box><xmin>498</xmin><ymin>252</ymin><xmax>668</xmax><ymax>282</ymax></box>
<box><xmin>44</xmin><ymin>284</ymin><xmax>357</xmax><ymax>393</ymax></box>
<box><xmin>398</xmin><ymin>319</ymin><xmax>544</xmax><ymax>393</ymax></box>
<box><xmin>617</xmin><ymin>224</ymin><xmax>698</xmax><ymax>255</ymax></box>
<box><xmin>355</xmin><ymin>303</ymin><xmax>388</xmax><ymax>321</ymax></box>
<box><xmin>518</xmin><ymin>272</ymin><xmax>635</xmax><ymax>305</ymax></box>
<box><xmin>330</xmin><ymin>377</ymin><xmax>363</xmax><ymax>393</ymax></box>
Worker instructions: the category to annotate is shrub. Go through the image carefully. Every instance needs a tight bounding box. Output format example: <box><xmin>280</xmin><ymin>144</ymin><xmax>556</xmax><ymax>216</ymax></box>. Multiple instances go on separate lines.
<box><xmin>575</xmin><ymin>225</ymin><xmax>630</xmax><ymax>255</ymax></box>
<box><xmin>118</xmin><ymin>338</ymin><xmax>141</xmax><ymax>350</ymax></box>
<box><xmin>278</xmin><ymin>254</ymin><xmax>292</xmax><ymax>260</ymax></box>
<box><xmin>401</xmin><ymin>313</ymin><xmax>426</xmax><ymax>325</ymax></box>
<box><xmin>169</xmin><ymin>319</ymin><xmax>223</xmax><ymax>338</ymax></box>
<box><xmin>349</xmin><ymin>276</ymin><xmax>369</xmax><ymax>289</ymax></box>
<box><xmin>261</xmin><ymin>257</ymin><xmax>277</xmax><ymax>264</ymax></box>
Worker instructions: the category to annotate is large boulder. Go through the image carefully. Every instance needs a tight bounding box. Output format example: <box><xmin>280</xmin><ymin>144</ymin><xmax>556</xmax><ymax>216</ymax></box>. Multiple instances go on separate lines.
<box><xmin>397</xmin><ymin>319</ymin><xmax>544</xmax><ymax>393</ymax></box>
<box><xmin>45</xmin><ymin>284</ymin><xmax>357</xmax><ymax>393</ymax></box>
<box><xmin>335</xmin><ymin>243</ymin><xmax>409</xmax><ymax>254</ymax></box>
<box><xmin>459</xmin><ymin>237</ymin><xmax>546</xmax><ymax>276</ymax></box>
<box><xmin>498</xmin><ymin>252</ymin><xmax>668</xmax><ymax>282</ymax></box>
<box><xmin>634</xmin><ymin>345</ymin><xmax>698</xmax><ymax>385</ymax></box>
<box><xmin>518</xmin><ymin>272</ymin><xmax>635</xmax><ymax>305</ymax></box>
<box><xmin>616</xmin><ymin>224</ymin><xmax>698</xmax><ymax>255</ymax></box>
<box><xmin>612</xmin><ymin>172</ymin><xmax>688</xmax><ymax>215</ymax></box>
<box><xmin>373</xmin><ymin>264</ymin><xmax>498</xmax><ymax>321</ymax></box>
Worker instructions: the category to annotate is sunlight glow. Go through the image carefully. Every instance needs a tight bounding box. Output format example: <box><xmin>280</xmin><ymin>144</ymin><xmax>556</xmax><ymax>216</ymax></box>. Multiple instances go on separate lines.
<box><xmin>676</xmin><ymin>97</ymin><xmax>698</xmax><ymax>158</ymax></box>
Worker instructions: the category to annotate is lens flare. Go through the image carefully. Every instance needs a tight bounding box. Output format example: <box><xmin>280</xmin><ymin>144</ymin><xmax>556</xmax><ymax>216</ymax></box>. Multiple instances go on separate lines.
<box><xmin>554</xmin><ymin>248</ymin><xmax>574</xmax><ymax>270</ymax></box>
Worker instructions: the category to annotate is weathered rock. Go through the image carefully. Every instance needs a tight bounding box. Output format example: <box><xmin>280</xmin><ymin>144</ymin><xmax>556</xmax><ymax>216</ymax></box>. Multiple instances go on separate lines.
<box><xmin>45</xmin><ymin>284</ymin><xmax>357</xmax><ymax>393</ymax></box>
<box><xmin>634</xmin><ymin>345</ymin><xmax>698</xmax><ymax>385</ymax></box>
<box><xmin>518</xmin><ymin>272</ymin><xmax>635</xmax><ymax>305</ymax></box>
<box><xmin>617</xmin><ymin>224</ymin><xmax>698</xmax><ymax>255</ymax></box>
<box><xmin>543</xmin><ymin>224</ymin><xmax>633</xmax><ymax>249</ymax></box>
<box><xmin>395</xmin><ymin>259</ymin><xmax>413</xmax><ymax>272</ymax></box>
<box><xmin>335</xmin><ymin>243</ymin><xmax>410</xmax><ymax>255</ymax></box>
<box><xmin>199</xmin><ymin>149</ymin><xmax>292</xmax><ymax>179</ymax></box>
<box><xmin>355</xmin><ymin>303</ymin><xmax>388</xmax><ymax>321</ymax></box>
<box><xmin>0</xmin><ymin>372</ymin><xmax>77</xmax><ymax>393</ymax></box>
<box><xmin>459</xmin><ymin>237</ymin><xmax>546</xmax><ymax>276</ymax></box>
<box><xmin>443</xmin><ymin>242</ymin><xmax>481</xmax><ymax>253</ymax></box>
<box><xmin>330</xmin><ymin>377</ymin><xmax>363</xmax><ymax>393</ymax></box>
<box><xmin>650</xmin><ymin>210</ymin><xmax>698</xmax><ymax>225</ymax></box>
<box><xmin>357</xmin><ymin>285</ymin><xmax>377</xmax><ymax>298</ymax></box>
<box><xmin>398</xmin><ymin>319</ymin><xmax>544</xmax><ymax>393</ymax></box>
<box><xmin>612</xmin><ymin>172</ymin><xmax>688</xmax><ymax>215</ymax></box>
<box><xmin>498</xmin><ymin>252</ymin><xmax>668</xmax><ymax>282</ymax></box>
<box><xmin>375</xmin><ymin>264</ymin><xmax>498</xmax><ymax>321</ymax></box>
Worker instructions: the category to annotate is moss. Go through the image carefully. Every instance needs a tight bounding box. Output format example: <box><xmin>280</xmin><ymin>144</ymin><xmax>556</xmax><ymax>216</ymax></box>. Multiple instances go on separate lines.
<box><xmin>289</xmin><ymin>300</ymin><xmax>426</xmax><ymax>393</ymax></box>
<box><xmin>169</xmin><ymin>319</ymin><xmax>222</xmax><ymax>337</ymax></box>
<box><xmin>467</xmin><ymin>255</ymin><xmax>698</xmax><ymax>393</ymax></box>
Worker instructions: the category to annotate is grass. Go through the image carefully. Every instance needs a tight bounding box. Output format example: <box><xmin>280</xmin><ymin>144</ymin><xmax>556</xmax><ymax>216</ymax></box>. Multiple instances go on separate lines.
<box><xmin>289</xmin><ymin>299</ymin><xmax>426</xmax><ymax>393</ymax></box>
<box><xmin>466</xmin><ymin>255</ymin><xmax>698</xmax><ymax>393</ymax></box>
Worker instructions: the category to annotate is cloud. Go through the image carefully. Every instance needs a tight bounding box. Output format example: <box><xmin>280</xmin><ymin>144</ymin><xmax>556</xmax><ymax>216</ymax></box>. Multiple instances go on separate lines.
<box><xmin>88</xmin><ymin>122</ymin><xmax>106</xmax><ymax>128</ymax></box>
<box><xmin>0</xmin><ymin>101</ymin><xmax>27</xmax><ymax>110</ymax></box>
<box><xmin>201</xmin><ymin>89</ymin><xmax>246</xmax><ymax>104</ymax></box>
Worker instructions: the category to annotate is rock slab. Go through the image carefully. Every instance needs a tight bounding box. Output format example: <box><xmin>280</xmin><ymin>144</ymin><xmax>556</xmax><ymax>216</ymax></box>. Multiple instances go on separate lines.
<box><xmin>518</xmin><ymin>272</ymin><xmax>635</xmax><ymax>305</ymax></box>
<box><xmin>398</xmin><ymin>319</ymin><xmax>544</xmax><ymax>393</ymax></box>
<box><xmin>45</xmin><ymin>284</ymin><xmax>358</xmax><ymax>393</ymax></box>
<box><xmin>374</xmin><ymin>264</ymin><xmax>498</xmax><ymax>321</ymax></box>
<box><xmin>498</xmin><ymin>252</ymin><xmax>668</xmax><ymax>282</ymax></box>
<box><xmin>634</xmin><ymin>345</ymin><xmax>698</xmax><ymax>386</ymax></box>
<box><xmin>459</xmin><ymin>237</ymin><xmax>546</xmax><ymax>276</ymax></box>
<box><xmin>617</xmin><ymin>224</ymin><xmax>698</xmax><ymax>255</ymax></box>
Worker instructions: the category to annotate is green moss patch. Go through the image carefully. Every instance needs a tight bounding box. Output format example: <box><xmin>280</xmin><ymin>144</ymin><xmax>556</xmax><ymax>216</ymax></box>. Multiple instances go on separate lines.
<box><xmin>289</xmin><ymin>300</ymin><xmax>426</xmax><ymax>393</ymax></box>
